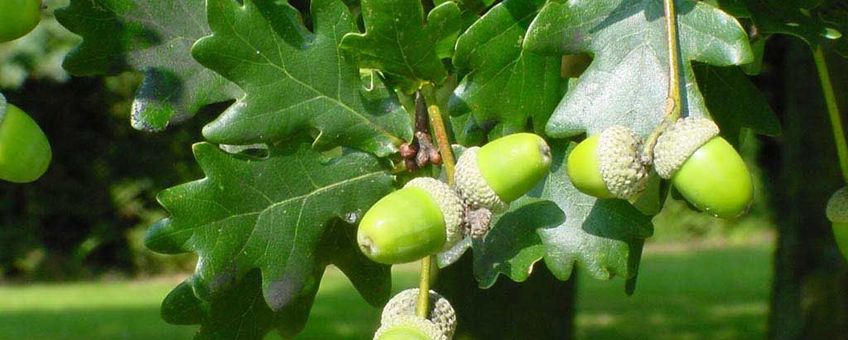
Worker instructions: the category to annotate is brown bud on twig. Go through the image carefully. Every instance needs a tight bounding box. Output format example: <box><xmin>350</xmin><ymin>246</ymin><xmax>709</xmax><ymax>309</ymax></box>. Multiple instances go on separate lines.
<box><xmin>400</xmin><ymin>143</ymin><xmax>417</xmax><ymax>159</ymax></box>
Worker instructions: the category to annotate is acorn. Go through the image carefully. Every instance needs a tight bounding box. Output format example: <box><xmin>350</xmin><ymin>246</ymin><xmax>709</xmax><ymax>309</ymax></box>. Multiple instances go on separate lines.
<box><xmin>357</xmin><ymin>177</ymin><xmax>463</xmax><ymax>265</ymax></box>
<box><xmin>374</xmin><ymin>288</ymin><xmax>456</xmax><ymax>340</ymax></box>
<box><xmin>654</xmin><ymin>117</ymin><xmax>753</xmax><ymax>219</ymax></box>
<box><xmin>0</xmin><ymin>0</ymin><xmax>41</xmax><ymax>42</ymax></box>
<box><xmin>374</xmin><ymin>316</ymin><xmax>444</xmax><ymax>340</ymax></box>
<box><xmin>826</xmin><ymin>187</ymin><xmax>848</xmax><ymax>261</ymax></box>
<box><xmin>454</xmin><ymin>133</ymin><xmax>552</xmax><ymax>212</ymax></box>
<box><xmin>0</xmin><ymin>101</ymin><xmax>51</xmax><ymax>183</ymax></box>
<box><xmin>567</xmin><ymin>126</ymin><xmax>649</xmax><ymax>200</ymax></box>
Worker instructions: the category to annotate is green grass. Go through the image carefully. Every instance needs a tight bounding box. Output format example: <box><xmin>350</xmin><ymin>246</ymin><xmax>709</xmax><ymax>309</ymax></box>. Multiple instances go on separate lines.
<box><xmin>577</xmin><ymin>244</ymin><xmax>772</xmax><ymax>339</ymax></box>
<box><xmin>0</xmin><ymin>243</ymin><xmax>772</xmax><ymax>339</ymax></box>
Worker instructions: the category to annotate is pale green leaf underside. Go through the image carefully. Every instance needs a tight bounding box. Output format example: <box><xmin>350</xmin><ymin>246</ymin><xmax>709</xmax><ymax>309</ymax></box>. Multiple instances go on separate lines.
<box><xmin>526</xmin><ymin>0</ymin><xmax>753</xmax><ymax>138</ymax></box>
<box><xmin>539</xmin><ymin>145</ymin><xmax>653</xmax><ymax>290</ymax></box>
<box><xmin>473</xmin><ymin>199</ymin><xmax>563</xmax><ymax>288</ymax></box>
<box><xmin>470</xmin><ymin>145</ymin><xmax>652</xmax><ymax>292</ymax></box>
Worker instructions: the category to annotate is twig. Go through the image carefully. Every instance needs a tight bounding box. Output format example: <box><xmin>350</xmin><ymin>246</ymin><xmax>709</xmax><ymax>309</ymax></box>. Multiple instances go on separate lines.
<box><xmin>420</xmin><ymin>83</ymin><xmax>457</xmax><ymax>183</ymax></box>
<box><xmin>641</xmin><ymin>0</ymin><xmax>684</xmax><ymax>164</ymax></box>
<box><xmin>415</xmin><ymin>82</ymin><xmax>457</xmax><ymax>319</ymax></box>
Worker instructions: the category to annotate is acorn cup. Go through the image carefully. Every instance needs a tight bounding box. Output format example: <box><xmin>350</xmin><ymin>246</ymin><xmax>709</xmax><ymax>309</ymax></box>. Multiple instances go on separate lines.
<box><xmin>654</xmin><ymin>117</ymin><xmax>753</xmax><ymax>219</ymax></box>
<box><xmin>374</xmin><ymin>289</ymin><xmax>456</xmax><ymax>340</ymax></box>
<box><xmin>357</xmin><ymin>177</ymin><xmax>463</xmax><ymax>265</ymax></box>
<box><xmin>454</xmin><ymin>133</ymin><xmax>552</xmax><ymax>213</ymax></box>
<box><xmin>827</xmin><ymin>187</ymin><xmax>848</xmax><ymax>261</ymax></box>
<box><xmin>566</xmin><ymin>126</ymin><xmax>650</xmax><ymax>200</ymax></box>
<box><xmin>0</xmin><ymin>101</ymin><xmax>52</xmax><ymax>183</ymax></box>
<box><xmin>359</xmin><ymin>133</ymin><xmax>552</xmax><ymax>264</ymax></box>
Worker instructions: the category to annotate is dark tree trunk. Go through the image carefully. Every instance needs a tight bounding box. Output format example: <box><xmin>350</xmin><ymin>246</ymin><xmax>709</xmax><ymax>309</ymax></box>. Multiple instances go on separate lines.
<box><xmin>435</xmin><ymin>255</ymin><xmax>576</xmax><ymax>339</ymax></box>
<box><xmin>762</xmin><ymin>38</ymin><xmax>848</xmax><ymax>339</ymax></box>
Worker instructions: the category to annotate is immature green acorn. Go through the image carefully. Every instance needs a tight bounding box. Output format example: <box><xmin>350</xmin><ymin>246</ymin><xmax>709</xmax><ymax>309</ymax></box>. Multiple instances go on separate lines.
<box><xmin>826</xmin><ymin>187</ymin><xmax>848</xmax><ymax>261</ymax></box>
<box><xmin>454</xmin><ymin>133</ymin><xmax>552</xmax><ymax>212</ymax></box>
<box><xmin>0</xmin><ymin>0</ymin><xmax>41</xmax><ymax>42</ymax></box>
<box><xmin>567</xmin><ymin>126</ymin><xmax>649</xmax><ymax>200</ymax></box>
<box><xmin>654</xmin><ymin>117</ymin><xmax>753</xmax><ymax>219</ymax></box>
<box><xmin>374</xmin><ymin>288</ymin><xmax>456</xmax><ymax>340</ymax></box>
<box><xmin>0</xmin><ymin>101</ymin><xmax>52</xmax><ymax>183</ymax></box>
<box><xmin>357</xmin><ymin>178</ymin><xmax>463</xmax><ymax>265</ymax></box>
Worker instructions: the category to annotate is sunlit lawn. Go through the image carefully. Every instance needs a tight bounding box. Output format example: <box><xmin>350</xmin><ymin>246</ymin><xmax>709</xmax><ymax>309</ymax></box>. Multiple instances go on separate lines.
<box><xmin>0</xmin><ymin>242</ymin><xmax>771</xmax><ymax>339</ymax></box>
<box><xmin>576</xmin><ymin>244</ymin><xmax>772</xmax><ymax>339</ymax></box>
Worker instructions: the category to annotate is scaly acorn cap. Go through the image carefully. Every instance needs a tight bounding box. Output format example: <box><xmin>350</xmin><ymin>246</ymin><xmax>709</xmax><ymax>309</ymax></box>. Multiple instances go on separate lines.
<box><xmin>454</xmin><ymin>147</ymin><xmax>509</xmax><ymax>213</ymax></box>
<box><xmin>381</xmin><ymin>288</ymin><xmax>457</xmax><ymax>339</ymax></box>
<box><xmin>597</xmin><ymin>126</ymin><xmax>650</xmax><ymax>200</ymax></box>
<box><xmin>405</xmin><ymin>178</ymin><xmax>464</xmax><ymax>250</ymax></box>
<box><xmin>827</xmin><ymin>187</ymin><xmax>848</xmax><ymax>223</ymax></box>
<box><xmin>374</xmin><ymin>315</ymin><xmax>446</xmax><ymax>340</ymax></box>
<box><xmin>654</xmin><ymin>117</ymin><xmax>720</xmax><ymax>179</ymax></box>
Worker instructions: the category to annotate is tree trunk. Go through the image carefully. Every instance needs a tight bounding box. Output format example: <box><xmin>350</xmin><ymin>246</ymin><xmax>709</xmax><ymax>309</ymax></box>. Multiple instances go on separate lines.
<box><xmin>435</xmin><ymin>255</ymin><xmax>576</xmax><ymax>339</ymax></box>
<box><xmin>764</xmin><ymin>38</ymin><xmax>848</xmax><ymax>339</ymax></box>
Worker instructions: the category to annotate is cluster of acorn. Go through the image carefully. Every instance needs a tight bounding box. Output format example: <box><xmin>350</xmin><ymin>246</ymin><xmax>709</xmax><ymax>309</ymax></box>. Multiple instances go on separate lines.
<box><xmin>357</xmin><ymin>133</ymin><xmax>553</xmax><ymax>265</ymax></box>
<box><xmin>568</xmin><ymin>117</ymin><xmax>753</xmax><ymax>219</ymax></box>
<box><xmin>359</xmin><ymin>117</ymin><xmax>755</xmax><ymax>339</ymax></box>
<box><xmin>0</xmin><ymin>0</ymin><xmax>52</xmax><ymax>184</ymax></box>
<box><xmin>358</xmin><ymin>133</ymin><xmax>552</xmax><ymax>339</ymax></box>
<box><xmin>359</xmin><ymin>117</ymin><xmax>755</xmax><ymax>269</ymax></box>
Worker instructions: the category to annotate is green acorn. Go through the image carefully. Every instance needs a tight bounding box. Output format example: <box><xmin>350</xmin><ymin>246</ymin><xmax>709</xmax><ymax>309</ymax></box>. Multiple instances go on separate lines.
<box><xmin>654</xmin><ymin>117</ymin><xmax>753</xmax><ymax>219</ymax></box>
<box><xmin>0</xmin><ymin>0</ymin><xmax>41</xmax><ymax>42</ymax></box>
<box><xmin>357</xmin><ymin>178</ymin><xmax>463</xmax><ymax>265</ymax></box>
<box><xmin>567</xmin><ymin>126</ymin><xmax>649</xmax><ymax>200</ymax></box>
<box><xmin>827</xmin><ymin>187</ymin><xmax>848</xmax><ymax>261</ymax></box>
<box><xmin>0</xmin><ymin>100</ymin><xmax>52</xmax><ymax>183</ymax></box>
<box><xmin>374</xmin><ymin>288</ymin><xmax>456</xmax><ymax>340</ymax></box>
<box><xmin>454</xmin><ymin>133</ymin><xmax>552</xmax><ymax>212</ymax></box>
